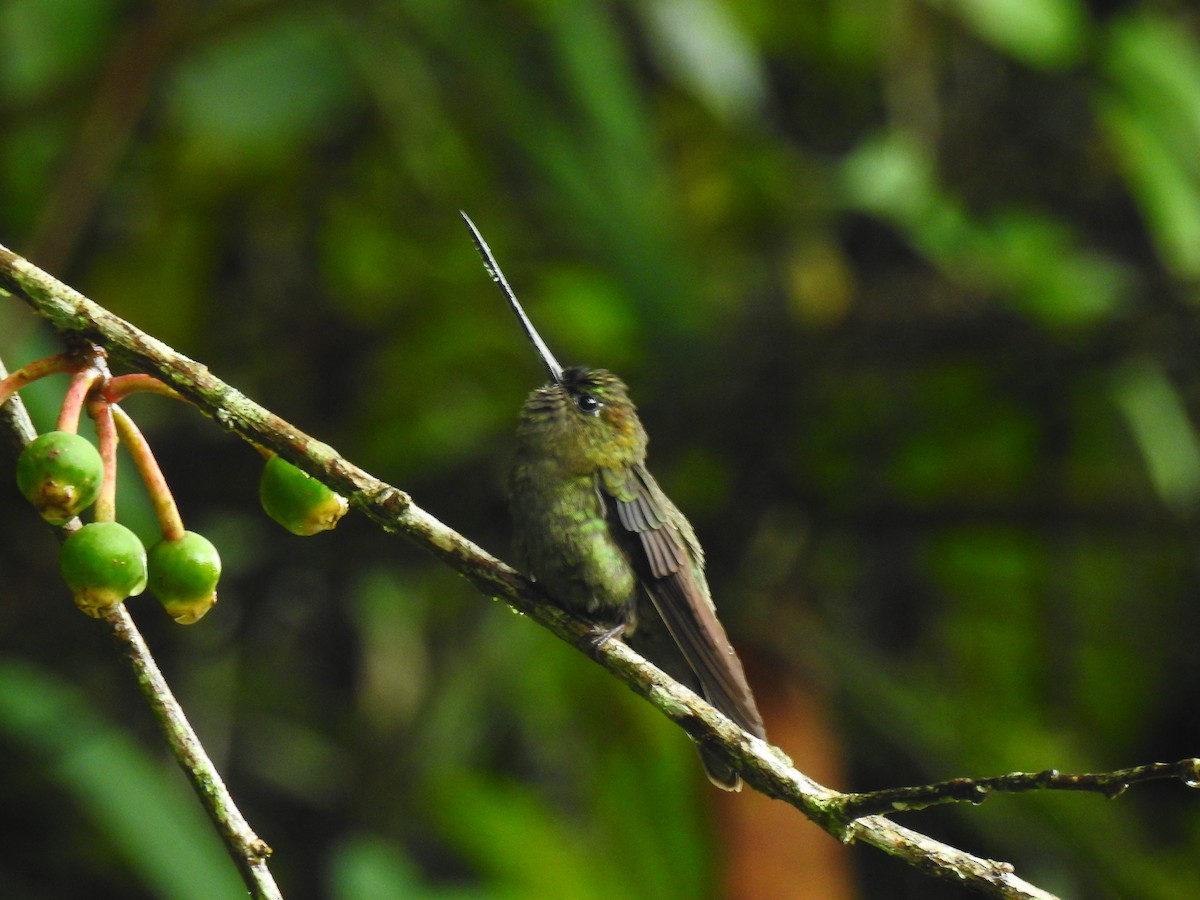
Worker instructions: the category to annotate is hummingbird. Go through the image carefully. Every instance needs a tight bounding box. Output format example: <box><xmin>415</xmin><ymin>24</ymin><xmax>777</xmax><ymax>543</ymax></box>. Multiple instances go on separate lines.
<box><xmin>462</xmin><ymin>212</ymin><xmax>766</xmax><ymax>790</ymax></box>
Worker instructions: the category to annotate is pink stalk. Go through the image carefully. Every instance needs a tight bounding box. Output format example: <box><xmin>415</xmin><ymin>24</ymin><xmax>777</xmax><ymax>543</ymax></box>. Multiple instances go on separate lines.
<box><xmin>104</xmin><ymin>374</ymin><xmax>184</xmax><ymax>404</ymax></box>
<box><xmin>0</xmin><ymin>354</ymin><xmax>76</xmax><ymax>408</ymax></box>
<box><xmin>56</xmin><ymin>367</ymin><xmax>103</xmax><ymax>433</ymax></box>
<box><xmin>110</xmin><ymin>403</ymin><xmax>185</xmax><ymax>541</ymax></box>
<box><xmin>88</xmin><ymin>398</ymin><xmax>118</xmax><ymax>523</ymax></box>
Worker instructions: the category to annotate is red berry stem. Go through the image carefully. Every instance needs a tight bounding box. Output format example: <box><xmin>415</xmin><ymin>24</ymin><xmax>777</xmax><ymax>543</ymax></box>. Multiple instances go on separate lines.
<box><xmin>88</xmin><ymin>396</ymin><xmax>119</xmax><ymax>523</ymax></box>
<box><xmin>0</xmin><ymin>353</ymin><xmax>76</xmax><ymax>407</ymax></box>
<box><xmin>104</xmin><ymin>374</ymin><xmax>184</xmax><ymax>404</ymax></box>
<box><xmin>56</xmin><ymin>366</ymin><xmax>103</xmax><ymax>433</ymax></box>
<box><xmin>110</xmin><ymin>403</ymin><xmax>185</xmax><ymax>541</ymax></box>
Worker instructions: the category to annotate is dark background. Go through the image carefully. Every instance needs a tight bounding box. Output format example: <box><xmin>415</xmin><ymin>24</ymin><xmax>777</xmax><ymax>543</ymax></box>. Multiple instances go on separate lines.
<box><xmin>3</xmin><ymin>1</ymin><xmax>1200</xmax><ymax>897</ymax></box>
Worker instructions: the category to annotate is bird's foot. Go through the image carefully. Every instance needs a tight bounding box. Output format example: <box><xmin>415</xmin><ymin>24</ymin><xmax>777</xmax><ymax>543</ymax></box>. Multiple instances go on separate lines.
<box><xmin>588</xmin><ymin>622</ymin><xmax>626</xmax><ymax>650</ymax></box>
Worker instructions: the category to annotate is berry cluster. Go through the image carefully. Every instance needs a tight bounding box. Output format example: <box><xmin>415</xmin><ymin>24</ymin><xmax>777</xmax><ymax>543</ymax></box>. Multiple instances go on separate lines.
<box><xmin>2</xmin><ymin>348</ymin><xmax>348</xmax><ymax>622</ymax></box>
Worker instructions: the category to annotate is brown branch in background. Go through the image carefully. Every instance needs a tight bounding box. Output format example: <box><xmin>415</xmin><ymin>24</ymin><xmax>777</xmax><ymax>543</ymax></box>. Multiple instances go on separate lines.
<box><xmin>28</xmin><ymin>2</ymin><xmax>190</xmax><ymax>271</ymax></box>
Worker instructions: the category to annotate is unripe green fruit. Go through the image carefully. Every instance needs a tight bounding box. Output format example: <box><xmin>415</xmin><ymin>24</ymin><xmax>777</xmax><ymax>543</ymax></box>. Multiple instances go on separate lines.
<box><xmin>148</xmin><ymin>531</ymin><xmax>221</xmax><ymax>624</ymax></box>
<box><xmin>60</xmin><ymin>522</ymin><xmax>148</xmax><ymax>617</ymax></box>
<box><xmin>17</xmin><ymin>431</ymin><xmax>104</xmax><ymax>525</ymax></box>
<box><xmin>259</xmin><ymin>455</ymin><xmax>348</xmax><ymax>535</ymax></box>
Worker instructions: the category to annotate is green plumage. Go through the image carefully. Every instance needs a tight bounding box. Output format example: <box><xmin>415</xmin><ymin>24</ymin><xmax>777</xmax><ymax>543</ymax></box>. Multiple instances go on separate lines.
<box><xmin>508</xmin><ymin>367</ymin><xmax>766</xmax><ymax>790</ymax></box>
<box><xmin>509</xmin><ymin>369</ymin><xmax>646</xmax><ymax>627</ymax></box>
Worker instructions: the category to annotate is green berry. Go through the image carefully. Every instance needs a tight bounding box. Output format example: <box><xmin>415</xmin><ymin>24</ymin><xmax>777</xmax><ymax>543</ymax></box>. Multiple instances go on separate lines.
<box><xmin>60</xmin><ymin>522</ymin><xmax>147</xmax><ymax>617</ymax></box>
<box><xmin>17</xmin><ymin>431</ymin><xmax>104</xmax><ymax>525</ymax></box>
<box><xmin>259</xmin><ymin>455</ymin><xmax>348</xmax><ymax>535</ymax></box>
<box><xmin>147</xmin><ymin>531</ymin><xmax>221</xmax><ymax>624</ymax></box>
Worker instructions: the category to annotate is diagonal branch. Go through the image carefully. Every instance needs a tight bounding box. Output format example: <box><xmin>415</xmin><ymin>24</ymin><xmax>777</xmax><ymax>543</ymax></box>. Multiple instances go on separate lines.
<box><xmin>0</xmin><ymin>240</ymin><xmax>1080</xmax><ymax>899</ymax></box>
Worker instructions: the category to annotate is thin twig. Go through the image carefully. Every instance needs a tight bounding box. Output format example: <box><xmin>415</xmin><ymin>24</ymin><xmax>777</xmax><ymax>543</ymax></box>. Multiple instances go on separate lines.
<box><xmin>100</xmin><ymin>603</ymin><xmax>280</xmax><ymax>899</ymax></box>
<box><xmin>837</xmin><ymin>758</ymin><xmax>1200</xmax><ymax>819</ymax></box>
<box><xmin>0</xmin><ymin>356</ymin><xmax>42</xmax><ymax>453</ymax></box>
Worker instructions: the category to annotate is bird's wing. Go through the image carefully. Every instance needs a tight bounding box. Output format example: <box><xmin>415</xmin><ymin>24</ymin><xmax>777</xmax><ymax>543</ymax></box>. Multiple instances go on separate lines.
<box><xmin>598</xmin><ymin>464</ymin><xmax>765</xmax><ymax>743</ymax></box>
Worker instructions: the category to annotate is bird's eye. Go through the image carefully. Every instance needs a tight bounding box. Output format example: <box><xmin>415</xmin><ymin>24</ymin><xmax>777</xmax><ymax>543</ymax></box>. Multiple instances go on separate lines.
<box><xmin>575</xmin><ymin>393</ymin><xmax>603</xmax><ymax>416</ymax></box>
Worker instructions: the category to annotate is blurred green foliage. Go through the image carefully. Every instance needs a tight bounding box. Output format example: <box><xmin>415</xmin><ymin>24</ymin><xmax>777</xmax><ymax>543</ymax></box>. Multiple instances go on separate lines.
<box><xmin>4</xmin><ymin>0</ymin><xmax>1200</xmax><ymax>897</ymax></box>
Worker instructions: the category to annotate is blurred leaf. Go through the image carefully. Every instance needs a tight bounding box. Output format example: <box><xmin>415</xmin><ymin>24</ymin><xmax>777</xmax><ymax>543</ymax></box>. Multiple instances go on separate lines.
<box><xmin>937</xmin><ymin>0</ymin><xmax>1088</xmax><ymax>68</ymax></box>
<box><xmin>784</xmin><ymin>235</ymin><xmax>856</xmax><ymax>326</ymax></box>
<box><xmin>639</xmin><ymin>0</ymin><xmax>767</xmax><ymax>123</ymax></box>
<box><xmin>1103</xmin><ymin>13</ymin><xmax>1200</xmax><ymax>171</ymax></box>
<box><xmin>843</xmin><ymin>131</ymin><xmax>1127</xmax><ymax>324</ymax></box>
<box><xmin>330</xmin><ymin>833</ymin><xmax>489</xmax><ymax>899</ymax></box>
<box><xmin>0</xmin><ymin>0</ymin><xmax>115</xmax><ymax>100</ymax></box>
<box><xmin>330</xmin><ymin>835</ymin><xmax>425</xmax><ymax>900</ymax></box>
<box><xmin>535</xmin><ymin>264</ymin><xmax>642</xmax><ymax>370</ymax></box>
<box><xmin>0</xmin><ymin>661</ymin><xmax>246</xmax><ymax>899</ymax></box>
<box><xmin>427</xmin><ymin>772</ymin><xmax>626</xmax><ymax>900</ymax></box>
<box><xmin>890</xmin><ymin>367</ymin><xmax>1039</xmax><ymax>504</ymax></box>
<box><xmin>1110</xmin><ymin>358</ymin><xmax>1200</xmax><ymax>513</ymax></box>
<box><xmin>923</xmin><ymin>527</ymin><xmax>1048</xmax><ymax>718</ymax></box>
<box><xmin>168</xmin><ymin>9</ymin><xmax>357</xmax><ymax>170</ymax></box>
<box><xmin>0</xmin><ymin>120</ymin><xmax>73</xmax><ymax>233</ymax></box>
<box><xmin>319</xmin><ymin>201</ymin><xmax>410</xmax><ymax>326</ymax></box>
<box><xmin>971</xmin><ymin>210</ymin><xmax>1128</xmax><ymax>325</ymax></box>
<box><xmin>1099</xmin><ymin>13</ymin><xmax>1200</xmax><ymax>278</ymax></box>
<box><xmin>841</xmin><ymin>129</ymin><xmax>943</xmax><ymax>230</ymax></box>
<box><xmin>1100</xmin><ymin>95</ymin><xmax>1200</xmax><ymax>279</ymax></box>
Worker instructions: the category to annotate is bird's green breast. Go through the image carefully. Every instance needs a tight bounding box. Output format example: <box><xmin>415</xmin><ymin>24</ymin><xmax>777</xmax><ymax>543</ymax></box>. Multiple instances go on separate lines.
<box><xmin>509</xmin><ymin>459</ymin><xmax>638</xmax><ymax>625</ymax></box>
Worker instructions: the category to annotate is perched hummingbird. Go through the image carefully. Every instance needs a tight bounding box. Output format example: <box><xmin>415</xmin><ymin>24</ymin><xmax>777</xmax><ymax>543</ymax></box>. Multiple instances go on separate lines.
<box><xmin>462</xmin><ymin>212</ymin><xmax>766</xmax><ymax>790</ymax></box>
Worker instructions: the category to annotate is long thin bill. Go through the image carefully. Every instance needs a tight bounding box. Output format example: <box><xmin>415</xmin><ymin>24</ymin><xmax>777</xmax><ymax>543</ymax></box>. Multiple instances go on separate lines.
<box><xmin>460</xmin><ymin>211</ymin><xmax>564</xmax><ymax>385</ymax></box>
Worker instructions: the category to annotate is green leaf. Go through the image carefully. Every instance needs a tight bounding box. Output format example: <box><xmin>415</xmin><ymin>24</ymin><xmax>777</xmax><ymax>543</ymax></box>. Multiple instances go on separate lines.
<box><xmin>1111</xmin><ymin>358</ymin><xmax>1200</xmax><ymax>513</ymax></box>
<box><xmin>168</xmin><ymin>10</ymin><xmax>356</xmax><ymax>169</ymax></box>
<box><xmin>0</xmin><ymin>662</ymin><xmax>246</xmax><ymax>899</ymax></box>
<box><xmin>940</xmin><ymin>0</ymin><xmax>1088</xmax><ymax>68</ymax></box>
<box><xmin>1099</xmin><ymin>14</ymin><xmax>1200</xmax><ymax>277</ymax></box>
